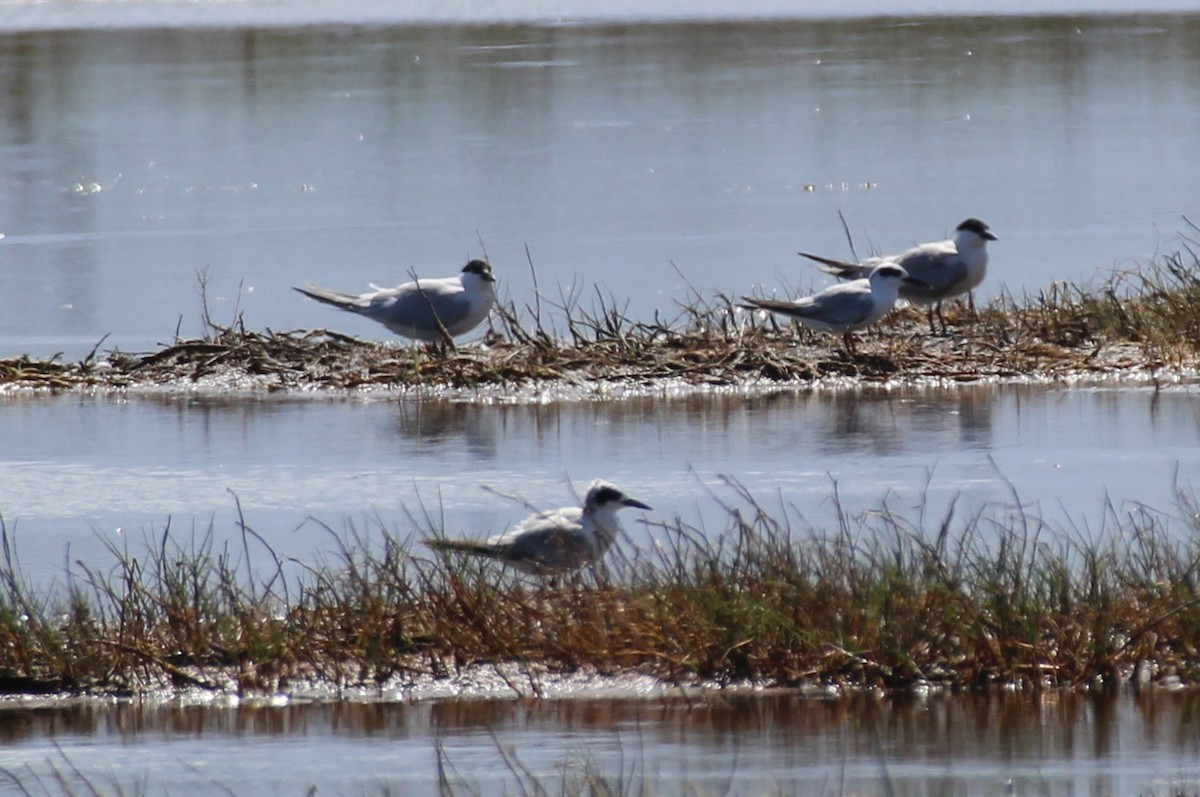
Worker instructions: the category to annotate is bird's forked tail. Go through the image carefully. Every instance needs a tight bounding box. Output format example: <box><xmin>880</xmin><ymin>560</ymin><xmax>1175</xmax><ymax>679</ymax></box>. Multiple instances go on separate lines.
<box><xmin>422</xmin><ymin>537</ymin><xmax>504</xmax><ymax>559</ymax></box>
<box><xmin>797</xmin><ymin>251</ymin><xmax>864</xmax><ymax>279</ymax></box>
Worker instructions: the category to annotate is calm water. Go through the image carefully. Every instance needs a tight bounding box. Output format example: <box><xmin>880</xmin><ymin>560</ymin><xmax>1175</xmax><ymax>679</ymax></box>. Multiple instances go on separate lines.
<box><xmin>2</xmin><ymin>691</ymin><xmax>1200</xmax><ymax>795</ymax></box>
<box><xmin>3</xmin><ymin>3</ymin><xmax>1200</xmax><ymax>794</ymax></box>
<box><xmin>0</xmin><ymin>11</ymin><xmax>1198</xmax><ymax>359</ymax></box>
<box><xmin>3</xmin><ymin>383</ymin><xmax>1200</xmax><ymax>581</ymax></box>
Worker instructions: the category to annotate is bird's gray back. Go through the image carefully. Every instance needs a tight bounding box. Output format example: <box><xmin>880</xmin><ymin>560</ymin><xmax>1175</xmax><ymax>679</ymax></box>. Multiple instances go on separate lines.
<box><xmin>368</xmin><ymin>281</ymin><xmax>474</xmax><ymax>338</ymax></box>
<box><xmin>894</xmin><ymin>246</ymin><xmax>969</xmax><ymax>299</ymax></box>
<box><xmin>504</xmin><ymin>526</ymin><xmax>599</xmax><ymax>572</ymax></box>
<box><xmin>802</xmin><ymin>282</ymin><xmax>876</xmax><ymax>328</ymax></box>
<box><xmin>488</xmin><ymin>507</ymin><xmax>598</xmax><ymax>572</ymax></box>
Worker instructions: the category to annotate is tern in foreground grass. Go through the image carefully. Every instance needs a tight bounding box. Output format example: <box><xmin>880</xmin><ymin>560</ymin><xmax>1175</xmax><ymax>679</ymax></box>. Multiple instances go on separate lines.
<box><xmin>799</xmin><ymin>218</ymin><xmax>998</xmax><ymax>334</ymax></box>
<box><xmin>293</xmin><ymin>259</ymin><xmax>497</xmax><ymax>344</ymax></box>
<box><xmin>739</xmin><ymin>263</ymin><xmax>928</xmax><ymax>355</ymax></box>
<box><xmin>424</xmin><ymin>480</ymin><xmax>652</xmax><ymax>576</ymax></box>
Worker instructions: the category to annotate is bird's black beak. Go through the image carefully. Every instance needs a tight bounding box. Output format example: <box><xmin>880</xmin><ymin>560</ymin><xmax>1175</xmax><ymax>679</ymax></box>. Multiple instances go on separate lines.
<box><xmin>623</xmin><ymin>498</ymin><xmax>652</xmax><ymax>511</ymax></box>
<box><xmin>983</xmin><ymin>231</ymin><xmax>998</xmax><ymax>241</ymax></box>
<box><xmin>903</xmin><ymin>276</ymin><xmax>933</xmax><ymax>290</ymax></box>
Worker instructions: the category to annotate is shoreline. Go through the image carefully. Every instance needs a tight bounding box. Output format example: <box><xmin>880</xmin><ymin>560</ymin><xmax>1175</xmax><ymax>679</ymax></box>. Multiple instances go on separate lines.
<box><xmin>5</xmin><ymin>258</ymin><xmax>1200</xmax><ymax>701</ymax></box>
<box><xmin>3</xmin><ymin>293</ymin><xmax>1199</xmax><ymax>400</ymax></box>
<box><xmin>5</xmin><ymin>472</ymin><xmax>1200</xmax><ymax>701</ymax></box>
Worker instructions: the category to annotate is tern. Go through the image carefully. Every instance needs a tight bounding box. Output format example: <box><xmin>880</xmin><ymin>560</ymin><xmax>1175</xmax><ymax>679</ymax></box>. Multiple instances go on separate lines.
<box><xmin>740</xmin><ymin>263</ymin><xmax>928</xmax><ymax>354</ymax></box>
<box><xmin>799</xmin><ymin>218</ymin><xmax>998</xmax><ymax>333</ymax></box>
<box><xmin>293</xmin><ymin>259</ymin><xmax>497</xmax><ymax>343</ymax></box>
<box><xmin>424</xmin><ymin>480</ymin><xmax>652</xmax><ymax>576</ymax></box>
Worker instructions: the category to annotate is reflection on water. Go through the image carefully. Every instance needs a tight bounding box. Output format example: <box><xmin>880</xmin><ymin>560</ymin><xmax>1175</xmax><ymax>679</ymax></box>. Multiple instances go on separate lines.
<box><xmin>2</xmin><ymin>8</ymin><xmax>1200</xmax><ymax>796</ymax></box>
<box><xmin>1</xmin><ymin>384</ymin><xmax>1200</xmax><ymax>583</ymax></box>
<box><xmin>1</xmin><ymin>691</ymin><xmax>1199</xmax><ymax>793</ymax></box>
<box><xmin>1</xmin><ymin>15</ymin><xmax>1198</xmax><ymax>358</ymax></box>
<box><xmin>395</xmin><ymin>400</ymin><xmax>502</xmax><ymax>459</ymax></box>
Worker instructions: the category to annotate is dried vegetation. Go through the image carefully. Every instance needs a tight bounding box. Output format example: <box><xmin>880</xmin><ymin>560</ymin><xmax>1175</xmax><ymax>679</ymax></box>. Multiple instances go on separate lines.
<box><xmin>5</xmin><ymin>242</ymin><xmax>1200</xmax><ymax>700</ymax></box>
<box><xmin>5</xmin><ymin>476</ymin><xmax>1200</xmax><ymax>698</ymax></box>
<box><xmin>3</xmin><ymin>242</ymin><xmax>1200</xmax><ymax>393</ymax></box>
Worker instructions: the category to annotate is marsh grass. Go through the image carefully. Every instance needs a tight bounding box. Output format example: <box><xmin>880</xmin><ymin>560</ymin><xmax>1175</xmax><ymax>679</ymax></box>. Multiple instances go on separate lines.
<box><xmin>5</xmin><ymin>477</ymin><xmax>1200</xmax><ymax>698</ymax></box>
<box><xmin>4</xmin><ymin>235</ymin><xmax>1200</xmax><ymax>392</ymax></box>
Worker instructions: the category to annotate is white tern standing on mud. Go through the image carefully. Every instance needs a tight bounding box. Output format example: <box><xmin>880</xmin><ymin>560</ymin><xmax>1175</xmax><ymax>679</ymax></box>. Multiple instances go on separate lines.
<box><xmin>293</xmin><ymin>259</ymin><xmax>497</xmax><ymax>342</ymax></box>
<box><xmin>799</xmin><ymin>217</ymin><xmax>998</xmax><ymax>333</ymax></box>
<box><xmin>740</xmin><ymin>263</ymin><xmax>928</xmax><ymax>354</ymax></box>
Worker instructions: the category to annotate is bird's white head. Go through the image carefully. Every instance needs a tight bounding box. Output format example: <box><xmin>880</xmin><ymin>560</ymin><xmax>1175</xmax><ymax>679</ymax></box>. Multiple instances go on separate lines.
<box><xmin>953</xmin><ymin>218</ymin><xmax>998</xmax><ymax>251</ymax></box>
<box><xmin>583</xmin><ymin>480</ymin><xmax>652</xmax><ymax>514</ymax></box>
<box><xmin>868</xmin><ymin>263</ymin><xmax>929</xmax><ymax>297</ymax></box>
<box><xmin>461</xmin><ymin>259</ymin><xmax>498</xmax><ymax>288</ymax></box>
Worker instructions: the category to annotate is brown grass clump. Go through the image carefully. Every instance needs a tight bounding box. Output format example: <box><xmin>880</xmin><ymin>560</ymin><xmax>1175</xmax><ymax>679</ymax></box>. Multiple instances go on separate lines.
<box><xmin>4</xmin><ymin>478</ymin><xmax>1200</xmax><ymax>697</ymax></box>
<box><xmin>3</xmin><ymin>242</ymin><xmax>1200</xmax><ymax>392</ymax></box>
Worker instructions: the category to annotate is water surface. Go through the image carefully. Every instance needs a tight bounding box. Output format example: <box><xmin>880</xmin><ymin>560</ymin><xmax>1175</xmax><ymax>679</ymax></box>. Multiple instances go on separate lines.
<box><xmin>3</xmin><ymin>7</ymin><xmax>1200</xmax><ymax>795</ymax></box>
<box><xmin>0</xmin><ymin>13</ymin><xmax>1198</xmax><ymax>359</ymax></box>
<box><xmin>2</xmin><ymin>383</ymin><xmax>1199</xmax><ymax>583</ymax></box>
<box><xmin>2</xmin><ymin>691</ymin><xmax>1200</xmax><ymax>795</ymax></box>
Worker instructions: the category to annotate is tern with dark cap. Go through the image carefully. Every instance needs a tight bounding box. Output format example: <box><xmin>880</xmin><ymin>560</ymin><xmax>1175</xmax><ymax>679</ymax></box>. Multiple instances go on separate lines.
<box><xmin>799</xmin><ymin>218</ymin><xmax>998</xmax><ymax>333</ymax></box>
<box><xmin>424</xmin><ymin>480</ymin><xmax>652</xmax><ymax>576</ymax></box>
<box><xmin>294</xmin><ymin>259</ymin><xmax>497</xmax><ymax>343</ymax></box>
<box><xmin>740</xmin><ymin>263</ymin><xmax>928</xmax><ymax>355</ymax></box>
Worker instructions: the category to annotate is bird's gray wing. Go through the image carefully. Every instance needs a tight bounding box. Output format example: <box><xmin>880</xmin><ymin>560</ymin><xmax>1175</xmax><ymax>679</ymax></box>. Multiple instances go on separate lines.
<box><xmin>798</xmin><ymin>252</ymin><xmax>887</xmax><ymax>280</ymax></box>
<box><xmin>742</xmin><ymin>283</ymin><xmax>873</xmax><ymax>331</ymax></box>
<box><xmin>739</xmin><ymin>297</ymin><xmax>813</xmax><ymax>319</ymax></box>
<box><xmin>425</xmin><ymin>505</ymin><xmax>591</xmax><ymax>571</ymax></box>
<box><xmin>801</xmin><ymin>282</ymin><xmax>876</xmax><ymax>327</ymax></box>
<box><xmin>366</xmin><ymin>279</ymin><xmax>473</xmax><ymax>333</ymax></box>
<box><xmin>799</xmin><ymin>252</ymin><xmax>872</xmax><ymax>280</ymax></box>
<box><xmin>485</xmin><ymin>507</ymin><xmax>592</xmax><ymax>571</ymax></box>
<box><xmin>894</xmin><ymin>246</ymin><xmax>967</xmax><ymax>297</ymax></box>
<box><xmin>293</xmin><ymin>284</ymin><xmax>368</xmax><ymax>311</ymax></box>
<box><xmin>498</xmin><ymin>526</ymin><xmax>595</xmax><ymax>571</ymax></box>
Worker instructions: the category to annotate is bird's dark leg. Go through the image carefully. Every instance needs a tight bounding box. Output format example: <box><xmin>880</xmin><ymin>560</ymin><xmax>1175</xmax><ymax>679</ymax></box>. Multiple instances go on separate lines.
<box><xmin>936</xmin><ymin>302</ymin><xmax>949</xmax><ymax>335</ymax></box>
<box><xmin>925</xmin><ymin>305</ymin><xmax>938</xmax><ymax>336</ymax></box>
<box><xmin>842</xmin><ymin>330</ymin><xmax>859</xmax><ymax>358</ymax></box>
<box><xmin>418</xmin><ymin>339</ymin><xmax>449</xmax><ymax>359</ymax></box>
